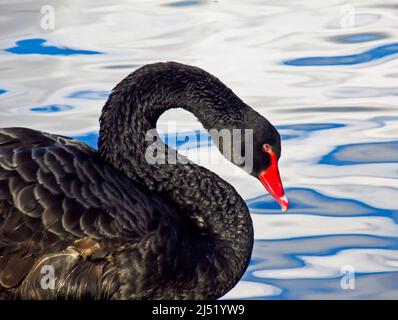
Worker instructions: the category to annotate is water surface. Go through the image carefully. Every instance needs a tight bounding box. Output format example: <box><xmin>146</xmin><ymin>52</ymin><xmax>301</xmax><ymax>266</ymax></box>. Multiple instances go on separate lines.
<box><xmin>0</xmin><ymin>0</ymin><xmax>397</xmax><ymax>299</ymax></box>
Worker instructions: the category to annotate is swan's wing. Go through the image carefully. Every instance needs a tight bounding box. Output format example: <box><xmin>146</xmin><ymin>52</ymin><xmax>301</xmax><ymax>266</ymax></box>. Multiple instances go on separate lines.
<box><xmin>0</xmin><ymin>127</ymin><xmax>174</xmax><ymax>295</ymax></box>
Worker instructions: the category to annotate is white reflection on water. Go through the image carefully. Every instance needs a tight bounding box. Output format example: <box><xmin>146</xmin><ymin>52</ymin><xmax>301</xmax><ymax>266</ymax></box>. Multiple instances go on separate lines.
<box><xmin>252</xmin><ymin>215</ymin><xmax>398</xmax><ymax>240</ymax></box>
<box><xmin>0</xmin><ymin>0</ymin><xmax>397</xmax><ymax>299</ymax></box>
<box><xmin>254</xmin><ymin>248</ymin><xmax>398</xmax><ymax>279</ymax></box>
<box><xmin>221</xmin><ymin>281</ymin><xmax>282</xmax><ymax>300</ymax></box>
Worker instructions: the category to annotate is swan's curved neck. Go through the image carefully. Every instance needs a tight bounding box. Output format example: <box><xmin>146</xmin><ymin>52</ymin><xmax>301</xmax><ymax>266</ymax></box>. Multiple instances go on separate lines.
<box><xmin>98</xmin><ymin>62</ymin><xmax>253</xmax><ymax>294</ymax></box>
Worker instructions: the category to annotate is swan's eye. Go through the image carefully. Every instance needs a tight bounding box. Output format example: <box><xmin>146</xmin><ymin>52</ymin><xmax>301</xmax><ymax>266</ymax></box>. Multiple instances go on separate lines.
<box><xmin>263</xmin><ymin>144</ymin><xmax>271</xmax><ymax>153</ymax></box>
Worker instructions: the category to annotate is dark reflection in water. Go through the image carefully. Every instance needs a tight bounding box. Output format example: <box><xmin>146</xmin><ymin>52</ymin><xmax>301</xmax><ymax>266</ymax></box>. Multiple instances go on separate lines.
<box><xmin>283</xmin><ymin>42</ymin><xmax>398</xmax><ymax>66</ymax></box>
<box><xmin>4</xmin><ymin>39</ymin><xmax>102</xmax><ymax>56</ymax></box>
<box><xmin>320</xmin><ymin>140</ymin><xmax>398</xmax><ymax>166</ymax></box>
<box><xmin>330</xmin><ymin>86</ymin><xmax>398</xmax><ymax>99</ymax></box>
<box><xmin>372</xmin><ymin>116</ymin><xmax>398</xmax><ymax>128</ymax></box>
<box><xmin>101</xmin><ymin>64</ymin><xmax>141</xmax><ymax>70</ymax></box>
<box><xmin>328</xmin><ymin>32</ymin><xmax>388</xmax><ymax>44</ymax></box>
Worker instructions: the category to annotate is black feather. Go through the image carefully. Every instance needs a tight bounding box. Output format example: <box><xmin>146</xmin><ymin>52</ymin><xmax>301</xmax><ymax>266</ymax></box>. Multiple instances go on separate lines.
<box><xmin>0</xmin><ymin>62</ymin><xmax>280</xmax><ymax>300</ymax></box>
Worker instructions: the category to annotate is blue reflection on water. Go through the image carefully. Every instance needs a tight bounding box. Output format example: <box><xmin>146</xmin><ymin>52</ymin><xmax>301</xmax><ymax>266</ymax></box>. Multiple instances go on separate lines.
<box><xmin>75</xmin><ymin>130</ymin><xmax>211</xmax><ymax>150</ymax></box>
<box><xmin>0</xmin><ymin>89</ymin><xmax>7</xmax><ymax>95</ymax></box>
<box><xmin>30</xmin><ymin>104</ymin><xmax>74</xmax><ymax>112</ymax></box>
<box><xmin>248</xmin><ymin>187</ymin><xmax>397</xmax><ymax>221</ymax></box>
<box><xmin>320</xmin><ymin>140</ymin><xmax>398</xmax><ymax>165</ymax></box>
<box><xmin>163</xmin><ymin>130</ymin><xmax>211</xmax><ymax>149</ymax></box>
<box><xmin>277</xmin><ymin>123</ymin><xmax>345</xmax><ymax>131</ymax></box>
<box><xmin>283</xmin><ymin>42</ymin><xmax>398</xmax><ymax>66</ymax></box>
<box><xmin>74</xmin><ymin>132</ymin><xmax>99</xmax><ymax>149</ymax></box>
<box><xmin>4</xmin><ymin>39</ymin><xmax>103</xmax><ymax>56</ymax></box>
<box><xmin>164</xmin><ymin>0</ymin><xmax>204</xmax><ymax>7</ymax></box>
<box><xmin>246</xmin><ymin>236</ymin><xmax>398</xmax><ymax>299</ymax></box>
<box><xmin>67</xmin><ymin>90</ymin><xmax>110</xmax><ymax>100</ymax></box>
<box><xmin>254</xmin><ymin>272</ymin><xmax>398</xmax><ymax>300</ymax></box>
<box><xmin>330</xmin><ymin>32</ymin><xmax>388</xmax><ymax>44</ymax></box>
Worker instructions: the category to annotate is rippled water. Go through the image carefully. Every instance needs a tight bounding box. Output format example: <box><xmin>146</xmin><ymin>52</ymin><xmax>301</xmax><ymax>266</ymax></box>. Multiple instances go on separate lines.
<box><xmin>1</xmin><ymin>0</ymin><xmax>397</xmax><ymax>299</ymax></box>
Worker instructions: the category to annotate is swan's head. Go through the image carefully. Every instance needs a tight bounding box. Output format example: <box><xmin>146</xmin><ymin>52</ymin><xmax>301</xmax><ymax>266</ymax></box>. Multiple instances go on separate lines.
<box><xmin>243</xmin><ymin>109</ymin><xmax>288</xmax><ymax>212</ymax></box>
<box><xmin>209</xmin><ymin>106</ymin><xmax>288</xmax><ymax>212</ymax></box>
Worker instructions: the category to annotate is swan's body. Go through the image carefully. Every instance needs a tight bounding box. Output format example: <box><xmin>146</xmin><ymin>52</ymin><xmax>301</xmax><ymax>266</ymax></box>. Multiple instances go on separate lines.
<box><xmin>0</xmin><ymin>62</ymin><xmax>286</xmax><ymax>299</ymax></box>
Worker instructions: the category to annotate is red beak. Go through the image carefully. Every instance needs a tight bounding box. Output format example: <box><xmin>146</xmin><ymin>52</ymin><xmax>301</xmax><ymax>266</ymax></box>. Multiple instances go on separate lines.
<box><xmin>258</xmin><ymin>149</ymin><xmax>288</xmax><ymax>212</ymax></box>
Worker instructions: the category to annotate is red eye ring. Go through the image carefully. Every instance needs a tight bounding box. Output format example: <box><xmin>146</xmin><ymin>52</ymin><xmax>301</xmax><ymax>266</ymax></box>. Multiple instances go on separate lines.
<box><xmin>263</xmin><ymin>144</ymin><xmax>271</xmax><ymax>152</ymax></box>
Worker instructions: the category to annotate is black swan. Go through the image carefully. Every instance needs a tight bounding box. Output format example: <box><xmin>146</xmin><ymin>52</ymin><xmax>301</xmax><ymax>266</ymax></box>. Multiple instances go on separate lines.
<box><xmin>0</xmin><ymin>62</ymin><xmax>287</xmax><ymax>299</ymax></box>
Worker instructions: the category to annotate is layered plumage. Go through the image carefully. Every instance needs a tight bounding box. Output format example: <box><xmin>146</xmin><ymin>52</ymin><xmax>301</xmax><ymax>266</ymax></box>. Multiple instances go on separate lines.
<box><xmin>0</xmin><ymin>62</ymin><xmax>283</xmax><ymax>299</ymax></box>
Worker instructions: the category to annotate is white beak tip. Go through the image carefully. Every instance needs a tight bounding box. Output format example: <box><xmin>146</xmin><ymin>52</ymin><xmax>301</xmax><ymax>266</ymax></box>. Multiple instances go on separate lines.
<box><xmin>279</xmin><ymin>195</ymin><xmax>289</xmax><ymax>212</ymax></box>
